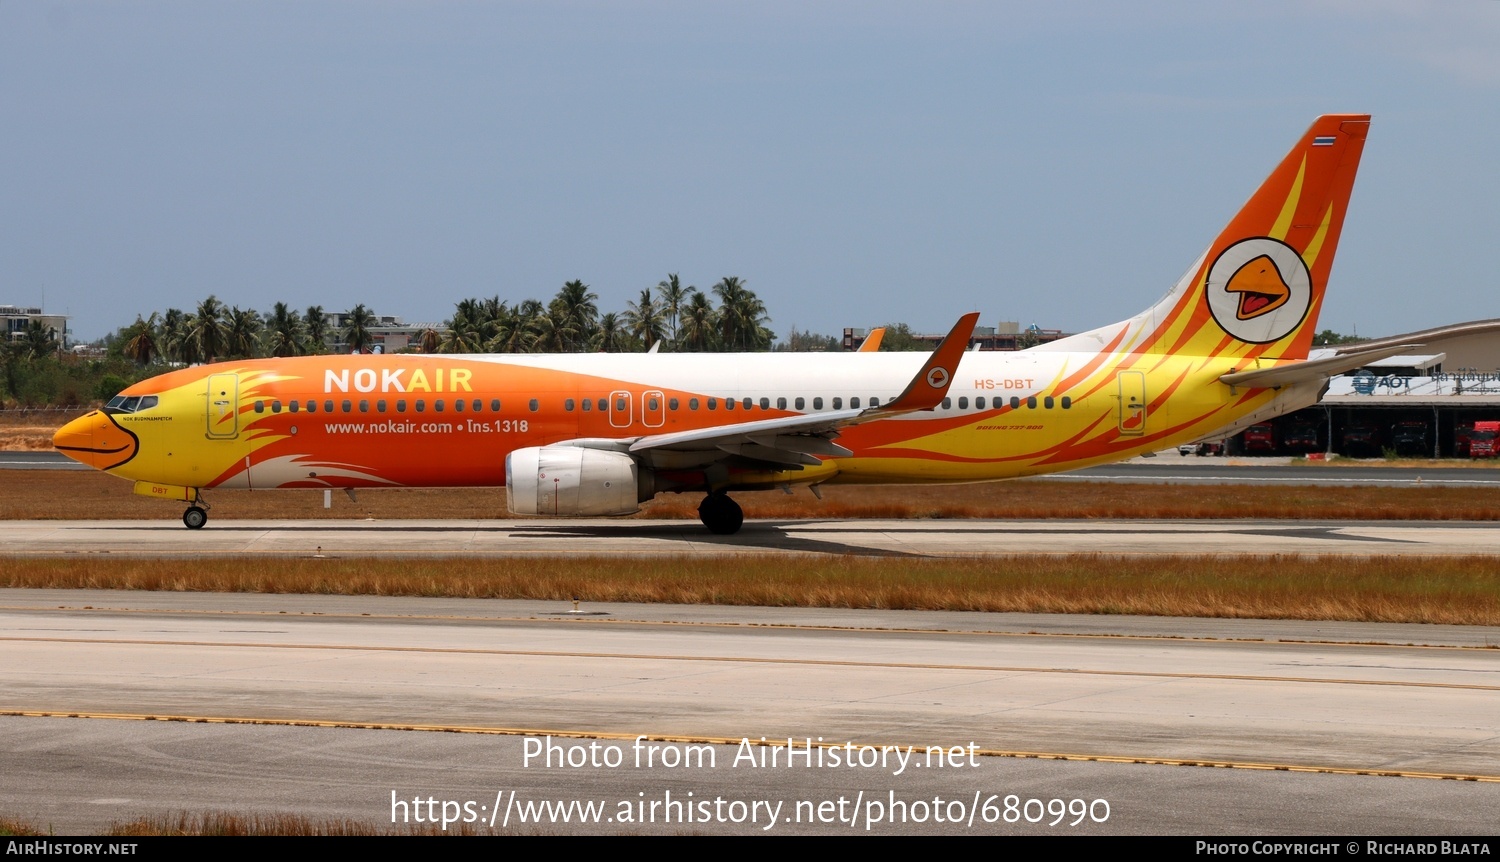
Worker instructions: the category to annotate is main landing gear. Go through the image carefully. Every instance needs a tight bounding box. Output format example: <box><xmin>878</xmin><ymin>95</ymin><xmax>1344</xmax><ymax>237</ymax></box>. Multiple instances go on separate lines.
<box><xmin>698</xmin><ymin>493</ymin><xmax>744</xmax><ymax>535</ymax></box>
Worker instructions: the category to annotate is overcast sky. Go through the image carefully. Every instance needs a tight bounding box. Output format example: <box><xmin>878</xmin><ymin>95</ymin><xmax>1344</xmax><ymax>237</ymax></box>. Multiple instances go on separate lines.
<box><xmin>4</xmin><ymin>1</ymin><xmax>1498</xmax><ymax>343</ymax></box>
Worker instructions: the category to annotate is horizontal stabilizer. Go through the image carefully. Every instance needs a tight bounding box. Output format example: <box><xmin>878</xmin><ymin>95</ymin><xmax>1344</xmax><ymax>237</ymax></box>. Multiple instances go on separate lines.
<box><xmin>1219</xmin><ymin>343</ymin><xmax>1422</xmax><ymax>389</ymax></box>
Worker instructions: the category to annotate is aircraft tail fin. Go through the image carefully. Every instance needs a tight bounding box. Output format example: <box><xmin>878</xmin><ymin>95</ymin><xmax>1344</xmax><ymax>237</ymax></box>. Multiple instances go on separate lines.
<box><xmin>1040</xmin><ymin>114</ymin><xmax>1369</xmax><ymax>363</ymax></box>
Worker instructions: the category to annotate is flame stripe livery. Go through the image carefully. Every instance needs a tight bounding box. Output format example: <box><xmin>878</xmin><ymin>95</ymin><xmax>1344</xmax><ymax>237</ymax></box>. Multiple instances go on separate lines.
<box><xmin>56</xmin><ymin>115</ymin><xmax>1371</xmax><ymax>534</ymax></box>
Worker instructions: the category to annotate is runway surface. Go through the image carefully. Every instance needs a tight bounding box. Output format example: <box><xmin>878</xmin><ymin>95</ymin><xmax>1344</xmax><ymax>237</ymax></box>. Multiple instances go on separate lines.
<box><xmin>4</xmin><ymin>590</ymin><xmax>1500</xmax><ymax>835</ymax></box>
<box><xmin>3</xmin><ymin>516</ymin><xmax>1500</xmax><ymax>557</ymax></box>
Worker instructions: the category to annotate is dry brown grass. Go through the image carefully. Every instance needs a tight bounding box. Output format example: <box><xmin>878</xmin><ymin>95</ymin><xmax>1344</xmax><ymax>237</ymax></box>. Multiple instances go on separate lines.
<box><xmin>0</xmin><ymin>816</ymin><xmax>48</xmax><ymax>836</ymax></box>
<box><xmin>103</xmin><ymin>811</ymin><xmax>506</xmax><ymax>836</ymax></box>
<box><xmin>0</xmin><ymin>429</ymin><xmax>56</xmax><ymax>450</ymax></box>
<box><xmin>5</xmin><ymin>554</ymin><xmax>1499</xmax><ymax>625</ymax></box>
<box><xmin>5</xmin><ymin>469</ymin><xmax>1500</xmax><ymax>522</ymax></box>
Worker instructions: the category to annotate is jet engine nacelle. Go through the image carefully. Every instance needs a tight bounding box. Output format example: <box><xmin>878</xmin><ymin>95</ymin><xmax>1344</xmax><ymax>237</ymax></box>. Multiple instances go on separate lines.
<box><xmin>505</xmin><ymin>446</ymin><xmax>649</xmax><ymax>517</ymax></box>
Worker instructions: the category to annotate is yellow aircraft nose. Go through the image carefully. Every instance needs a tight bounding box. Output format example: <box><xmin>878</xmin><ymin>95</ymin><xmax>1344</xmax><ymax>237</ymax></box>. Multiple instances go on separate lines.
<box><xmin>53</xmin><ymin>411</ymin><xmax>139</xmax><ymax>471</ymax></box>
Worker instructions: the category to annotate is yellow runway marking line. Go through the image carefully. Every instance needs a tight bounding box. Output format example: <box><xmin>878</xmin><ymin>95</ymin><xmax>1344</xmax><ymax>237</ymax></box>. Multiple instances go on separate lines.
<box><xmin>6</xmin><ymin>635</ymin><xmax>1499</xmax><ymax>692</ymax></box>
<box><xmin>5</xmin><ymin>710</ymin><xmax>1496</xmax><ymax>784</ymax></box>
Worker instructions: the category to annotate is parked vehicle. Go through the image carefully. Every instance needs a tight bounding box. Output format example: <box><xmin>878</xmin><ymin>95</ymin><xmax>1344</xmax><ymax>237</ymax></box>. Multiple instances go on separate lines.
<box><xmin>1198</xmin><ymin>441</ymin><xmax>1224</xmax><ymax>456</ymax></box>
<box><xmin>1283</xmin><ymin>424</ymin><xmax>1321</xmax><ymax>454</ymax></box>
<box><xmin>1242</xmin><ymin>423</ymin><xmax>1277</xmax><ymax>454</ymax></box>
<box><xmin>1390</xmin><ymin>421</ymin><xmax>1430</xmax><ymax>457</ymax></box>
<box><xmin>1341</xmin><ymin>424</ymin><xmax>1381</xmax><ymax>458</ymax></box>
<box><xmin>1455</xmin><ymin>423</ymin><xmax>1475</xmax><ymax>458</ymax></box>
<box><xmin>1470</xmin><ymin>421</ymin><xmax>1500</xmax><ymax>459</ymax></box>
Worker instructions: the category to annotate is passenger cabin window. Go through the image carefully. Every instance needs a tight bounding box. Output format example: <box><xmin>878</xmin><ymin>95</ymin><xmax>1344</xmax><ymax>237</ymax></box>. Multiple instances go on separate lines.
<box><xmin>708</xmin><ymin>398</ymin><xmax>718</xmax><ymax>410</ymax></box>
<box><xmin>272</xmin><ymin>400</ymin><xmax>282</xmax><ymax>413</ymax></box>
<box><xmin>689</xmin><ymin>398</ymin><xmax>699</xmax><ymax>410</ymax></box>
<box><xmin>942</xmin><ymin>398</ymin><xmax>951</xmax><ymax>410</ymax></box>
<box><xmin>254</xmin><ymin>401</ymin><xmax>264</xmax><ymax>413</ymax></box>
<box><xmin>530</xmin><ymin>399</ymin><xmax>541</xmax><ymax>413</ymax></box>
<box><xmin>396</xmin><ymin>400</ymin><xmax>406</xmax><ymax>413</ymax></box>
<box><xmin>434</xmin><ymin>399</ymin><xmax>445</xmax><ymax>412</ymax></box>
<box><xmin>833</xmin><ymin>397</ymin><xmax>843</xmax><ymax>409</ymax></box>
<box><xmin>415</xmin><ymin>400</ymin><xmax>425</xmax><ymax>413</ymax></box>
<box><xmin>1044</xmin><ymin>396</ymin><xmax>1054</xmax><ymax>409</ymax></box>
<box><xmin>794</xmin><ymin>397</ymin><xmax>804</xmax><ymax>410</ymax></box>
<box><xmin>1027</xmin><ymin>396</ymin><xmax>1037</xmax><ymax>409</ymax></box>
<box><xmin>759</xmin><ymin>397</ymin><xmax>770</xmax><ymax>410</ymax></box>
<box><xmin>813</xmin><ymin>397</ymin><xmax>823</xmax><ymax>410</ymax></box>
<box><xmin>288</xmin><ymin>401</ymin><xmax>299</xmax><ymax>414</ymax></box>
<box><xmin>1010</xmin><ymin>397</ymin><xmax>1020</xmax><ymax>410</ymax></box>
<box><xmin>851</xmin><ymin>397</ymin><xmax>860</xmax><ymax>408</ymax></box>
<box><xmin>669</xmin><ymin>398</ymin><xmax>679</xmax><ymax>410</ymax></box>
<box><xmin>491</xmin><ymin>399</ymin><xmax>502</xmax><ymax>412</ymax></box>
<box><xmin>870</xmin><ymin>397</ymin><xmax>880</xmax><ymax>407</ymax></box>
<box><xmin>776</xmin><ymin>397</ymin><xmax>787</xmax><ymax>410</ymax></box>
<box><xmin>359</xmin><ymin>400</ymin><xmax>370</xmax><ymax>413</ymax></box>
<box><xmin>1061</xmin><ymin>396</ymin><xmax>1072</xmax><ymax>409</ymax></box>
<box><xmin>455</xmin><ymin>399</ymin><xmax>465</xmax><ymax>412</ymax></box>
<box><xmin>564</xmin><ymin>399</ymin><xmax>575</xmax><ymax>412</ymax></box>
<box><xmin>958</xmin><ymin>397</ymin><xmax>968</xmax><ymax>409</ymax></box>
<box><xmin>306</xmin><ymin>401</ymin><xmax>317</xmax><ymax>413</ymax></box>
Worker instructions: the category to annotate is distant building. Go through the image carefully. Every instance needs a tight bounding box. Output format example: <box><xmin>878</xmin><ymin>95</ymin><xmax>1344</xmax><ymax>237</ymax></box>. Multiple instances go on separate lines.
<box><xmin>319</xmin><ymin>310</ymin><xmax>441</xmax><ymax>354</ymax></box>
<box><xmin>1</xmin><ymin>305</ymin><xmax>69</xmax><ymax>347</ymax></box>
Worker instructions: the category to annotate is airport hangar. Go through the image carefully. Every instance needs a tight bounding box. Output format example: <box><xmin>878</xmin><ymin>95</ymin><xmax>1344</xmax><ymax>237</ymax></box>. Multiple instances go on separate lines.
<box><xmin>1220</xmin><ymin>319</ymin><xmax>1500</xmax><ymax>458</ymax></box>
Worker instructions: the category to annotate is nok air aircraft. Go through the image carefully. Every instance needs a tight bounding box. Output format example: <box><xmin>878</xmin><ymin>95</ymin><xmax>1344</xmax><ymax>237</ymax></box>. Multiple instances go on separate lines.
<box><xmin>57</xmin><ymin>114</ymin><xmax>1388</xmax><ymax>535</ymax></box>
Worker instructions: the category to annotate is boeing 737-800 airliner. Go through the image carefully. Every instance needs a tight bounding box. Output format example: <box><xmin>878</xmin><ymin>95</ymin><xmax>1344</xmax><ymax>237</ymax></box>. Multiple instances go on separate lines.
<box><xmin>56</xmin><ymin>115</ymin><xmax>1397</xmax><ymax>534</ymax></box>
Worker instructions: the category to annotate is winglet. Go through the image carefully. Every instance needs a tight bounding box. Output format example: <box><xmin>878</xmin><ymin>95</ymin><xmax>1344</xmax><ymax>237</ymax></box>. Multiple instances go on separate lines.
<box><xmin>857</xmin><ymin>327</ymin><xmax>886</xmax><ymax>352</ymax></box>
<box><xmin>882</xmin><ymin>312</ymin><xmax>979</xmax><ymax>412</ymax></box>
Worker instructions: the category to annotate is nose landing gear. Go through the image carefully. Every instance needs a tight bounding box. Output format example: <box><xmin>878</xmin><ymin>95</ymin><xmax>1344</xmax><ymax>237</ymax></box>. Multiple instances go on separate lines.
<box><xmin>182</xmin><ymin>492</ymin><xmax>209</xmax><ymax>529</ymax></box>
<box><xmin>697</xmin><ymin>493</ymin><xmax>744</xmax><ymax>535</ymax></box>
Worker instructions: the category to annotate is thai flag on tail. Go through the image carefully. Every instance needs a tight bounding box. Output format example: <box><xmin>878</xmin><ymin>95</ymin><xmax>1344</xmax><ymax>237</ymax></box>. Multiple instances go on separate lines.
<box><xmin>1312</xmin><ymin>135</ymin><xmax>1336</xmax><ymax>147</ymax></box>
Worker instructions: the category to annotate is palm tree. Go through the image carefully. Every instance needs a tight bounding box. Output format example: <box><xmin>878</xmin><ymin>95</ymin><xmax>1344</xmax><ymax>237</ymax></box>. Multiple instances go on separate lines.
<box><xmin>264</xmin><ymin>302</ymin><xmax>305</xmax><ymax>358</ymax></box>
<box><xmin>712</xmin><ymin>277</ymin><xmax>770</xmax><ymax>351</ymax></box>
<box><xmin>122</xmin><ymin>313</ymin><xmax>161</xmax><ymax>366</ymax></box>
<box><xmin>225</xmin><ymin>306</ymin><xmax>262</xmax><ymax>358</ymax></box>
<box><xmin>552</xmin><ymin>280</ymin><xmax>598</xmax><ymax>351</ymax></box>
<box><xmin>304</xmin><ymin>305</ymin><xmax>329</xmax><ymax>354</ymax></box>
<box><xmin>442</xmin><ymin>302</ymin><xmax>487</xmax><ymax>354</ymax></box>
<box><xmin>593</xmin><ymin>312</ymin><xmax>627</xmax><ymax>352</ymax></box>
<box><xmin>189</xmin><ymin>296</ymin><xmax>228</xmax><ymax>363</ymax></box>
<box><xmin>678</xmin><ymin>290</ymin><xmax>716</xmax><ymax>352</ymax></box>
<box><xmin>418</xmin><ymin>328</ymin><xmax>441</xmax><ymax>354</ymax></box>
<box><xmin>533</xmin><ymin>300</ymin><xmax>578</xmax><ymax>353</ymax></box>
<box><xmin>342</xmin><ymin>304</ymin><xmax>377</xmax><ymax>353</ymax></box>
<box><xmin>624</xmin><ymin>288</ymin><xmax>665</xmax><ymax>351</ymax></box>
<box><xmin>656</xmin><ymin>274</ymin><xmax>690</xmax><ymax>348</ymax></box>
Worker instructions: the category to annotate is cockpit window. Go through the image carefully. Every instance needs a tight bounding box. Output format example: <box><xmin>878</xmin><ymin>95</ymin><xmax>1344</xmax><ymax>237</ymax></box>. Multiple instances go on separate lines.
<box><xmin>104</xmin><ymin>394</ymin><xmax>158</xmax><ymax>414</ymax></box>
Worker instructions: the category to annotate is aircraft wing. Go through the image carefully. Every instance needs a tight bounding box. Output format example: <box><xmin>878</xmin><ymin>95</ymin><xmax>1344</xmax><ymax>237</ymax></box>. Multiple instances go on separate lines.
<box><xmin>559</xmin><ymin>313</ymin><xmax>979</xmax><ymax>470</ymax></box>
<box><xmin>1219</xmin><ymin>343</ymin><xmax>1423</xmax><ymax>389</ymax></box>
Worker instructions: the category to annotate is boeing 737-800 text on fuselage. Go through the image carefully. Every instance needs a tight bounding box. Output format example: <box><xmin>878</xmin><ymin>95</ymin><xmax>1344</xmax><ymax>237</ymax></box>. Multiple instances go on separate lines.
<box><xmin>56</xmin><ymin>115</ymin><xmax>1393</xmax><ymax>534</ymax></box>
